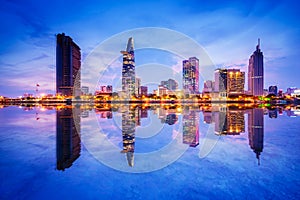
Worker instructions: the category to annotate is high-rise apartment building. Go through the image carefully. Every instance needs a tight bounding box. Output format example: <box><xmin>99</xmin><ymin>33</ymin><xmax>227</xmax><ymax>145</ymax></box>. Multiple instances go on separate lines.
<box><xmin>183</xmin><ymin>57</ymin><xmax>199</xmax><ymax>94</ymax></box>
<box><xmin>161</xmin><ymin>79</ymin><xmax>178</xmax><ymax>91</ymax></box>
<box><xmin>248</xmin><ymin>39</ymin><xmax>264</xmax><ymax>96</ymax></box>
<box><xmin>227</xmin><ymin>69</ymin><xmax>245</xmax><ymax>95</ymax></box>
<box><xmin>214</xmin><ymin>68</ymin><xmax>245</xmax><ymax>96</ymax></box>
<box><xmin>56</xmin><ymin>33</ymin><xmax>81</xmax><ymax>97</ymax></box>
<box><xmin>214</xmin><ymin>69</ymin><xmax>227</xmax><ymax>98</ymax></box>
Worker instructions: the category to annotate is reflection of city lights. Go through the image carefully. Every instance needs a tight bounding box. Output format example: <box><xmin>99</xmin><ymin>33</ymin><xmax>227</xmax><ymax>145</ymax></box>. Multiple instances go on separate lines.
<box><xmin>176</xmin><ymin>107</ymin><xmax>182</xmax><ymax>113</ymax></box>
<box><xmin>294</xmin><ymin>111</ymin><xmax>300</xmax><ymax>115</ymax></box>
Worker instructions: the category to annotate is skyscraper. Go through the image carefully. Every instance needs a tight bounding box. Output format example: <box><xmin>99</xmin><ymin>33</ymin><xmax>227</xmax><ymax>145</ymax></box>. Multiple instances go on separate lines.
<box><xmin>183</xmin><ymin>57</ymin><xmax>199</xmax><ymax>94</ymax></box>
<box><xmin>121</xmin><ymin>37</ymin><xmax>136</xmax><ymax>98</ymax></box>
<box><xmin>56</xmin><ymin>33</ymin><xmax>81</xmax><ymax>97</ymax></box>
<box><xmin>248</xmin><ymin>39</ymin><xmax>264</xmax><ymax>96</ymax></box>
<box><xmin>227</xmin><ymin>69</ymin><xmax>245</xmax><ymax>95</ymax></box>
<box><xmin>214</xmin><ymin>68</ymin><xmax>245</xmax><ymax>97</ymax></box>
<box><xmin>161</xmin><ymin>79</ymin><xmax>178</xmax><ymax>91</ymax></box>
<box><xmin>214</xmin><ymin>69</ymin><xmax>227</xmax><ymax>98</ymax></box>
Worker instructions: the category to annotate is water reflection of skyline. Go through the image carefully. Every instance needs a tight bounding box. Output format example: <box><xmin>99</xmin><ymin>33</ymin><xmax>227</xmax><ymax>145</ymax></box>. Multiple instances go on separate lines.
<box><xmin>51</xmin><ymin>104</ymin><xmax>299</xmax><ymax>169</ymax></box>
<box><xmin>56</xmin><ymin>106</ymin><xmax>81</xmax><ymax>170</ymax></box>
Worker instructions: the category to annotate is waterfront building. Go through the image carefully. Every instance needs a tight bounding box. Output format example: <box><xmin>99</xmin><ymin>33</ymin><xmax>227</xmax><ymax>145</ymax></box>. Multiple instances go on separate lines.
<box><xmin>227</xmin><ymin>69</ymin><xmax>245</xmax><ymax>95</ymax></box>
<box><xmin>161</xmin><ymin>79</ymin><xmax>178</xmax><ymax>91</ymax></box>
<box><xmin>183</xmin><ymin>57</ymin><xmax>199</xmax><ymax>94</ymax></box>
<box><xmin>56</xmin><ymin>33</ymin><xmax>81</xmax><ymax>97</ymax></box>
<box><xmin>121</xmin><ymin>37</ymin><xmax>136</xmax><ymax>98</ymax></box>
<box><xmin>248</xmin><ymin>39</ymin><xmax>264</xmax><ymax>96</ymax></box>
<box><xmin>268</xmin><ymin>85</ymin><xmax>278</xmax><ymax>96</ymax></box>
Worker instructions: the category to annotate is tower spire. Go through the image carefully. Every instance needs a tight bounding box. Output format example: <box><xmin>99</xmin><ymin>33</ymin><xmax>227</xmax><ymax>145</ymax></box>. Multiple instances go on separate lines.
<box><xmin>256</xmin><ymin>38</ymin><xmax>260</xmax><ymax>51</ymax></box>
<box><xmin>126</xmin><ymin>37</ymin><xmax>134</xmax><ymax>52</ymax></box>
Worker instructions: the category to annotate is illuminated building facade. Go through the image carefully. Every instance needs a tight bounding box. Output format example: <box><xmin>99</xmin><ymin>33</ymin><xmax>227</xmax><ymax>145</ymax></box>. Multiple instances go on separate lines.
<box><xmin>183</xmin><ymin>57</ymin><xmax>199</xmax><ymax>94</ymax></box>
<box><xmin>121</xmin><ymin>105</ymin><xmax>136</xmax><ymax>167</ymax></box>
<box><xmin>214</xmin><ymin>68</ymin><xmax>245</xmax><ymax>96</ymax></box>
<box><xmin>248</xmin><ymin>39</ymin><xmax>264</xmax><ymax>96</ymax></box>
<box><xmin>121</xmin><ymin>37</ymin><xmax>136</xmax><ymax>98</ymax></box>
<box><xmin>182</xmin><ymin>109</ymin><xmax>199</xmax><ymax>147</ymax></box>
<box><xmin>227</xmin><ymin>69</ymin><xmax>245</xmax><ymax>95</ymax></box>
<box><xmin>56</xmin><ymin>107</ymin><xmax>81</xmax><ymax>170</ymax></box>
<box><xmin>214</xmin><ymin>107</ymin><xmax>245</xmax><ymax>135</ymax></box>
<box><xmin>227</xmin><ymin>110</ymin><xmax>245</xmax><ymax>134</ymax></box>
<box><xmin>56</xmin><ymin>33</ymin><xmax>81</xmax><ymax>97</ymax></box>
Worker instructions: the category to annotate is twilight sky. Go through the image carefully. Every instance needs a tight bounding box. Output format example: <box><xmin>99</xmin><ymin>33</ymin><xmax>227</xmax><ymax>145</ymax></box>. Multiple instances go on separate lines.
<box><xmin>0</xmin><ymin>0</ymin><xmax>299</xmax><ymax>97</ymax></box>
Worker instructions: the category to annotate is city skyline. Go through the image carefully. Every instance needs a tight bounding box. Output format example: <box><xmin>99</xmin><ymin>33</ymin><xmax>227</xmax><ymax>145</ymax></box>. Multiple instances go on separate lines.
<box><xmin>2</xmin><ymin>34</ymin><xmax>300</xmax><ymax>100</ymax></box>
<box><xmin>0</xmin><ymin>1</ymin><xmax>300</xmax><ymax>97</ymax></box>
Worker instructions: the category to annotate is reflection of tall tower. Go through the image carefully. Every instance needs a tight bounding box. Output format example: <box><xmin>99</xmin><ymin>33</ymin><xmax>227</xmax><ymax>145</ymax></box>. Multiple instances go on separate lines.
<box><xmin>121</xmin><ymin>37</ymin><xmax>135</xmax><ymax>98</ymax></box>
<box><xmin>165</xmin><ymin>114</ymin><xmax>178</xmax><ymax>125</ymax></box>
<box><xmin>227</xmin><ymin>110</ymin><xmax>245</xmax><ymax>135</ymax></box>
<box><xmin>214</xmin><ymin>106</ymin><xmax>227</xmax><ymax>135</ymax></box>
<box><xmin>214</xmin><ymin>69</ymin><xmax>227</xmax><ymax>98</ymax></box>
<box><xmin>248</xmin><ymin>108</ymin><xmax>264</xmax><ymax>165</ymax></box>
<box><xmin>268</xmin><ymin>108</ymin><xmax>278</xmax><ymax>118</ymax></box>
<box><xmin>121</xmin><ymin>106</ymin><xmax>136</xmax><ymax>167</ymax></box>
<box><xmin>182</xmin><ymin>108</ymin><xmax>199</xmax><ymax>147</ymax></box>
<box><xmin>56</xmin><ymin>106</ymin><xmax>81</xmax><ymax>170</ymax></box>
<box><xmin>56</xmin><ymin>33</ymin><xmax>81</xmax><ymax>97</ymax></box>
<box><xmin>248</xmin><ymin>39</ymin><xmax>264</xmax><ymax>96</ymax></box>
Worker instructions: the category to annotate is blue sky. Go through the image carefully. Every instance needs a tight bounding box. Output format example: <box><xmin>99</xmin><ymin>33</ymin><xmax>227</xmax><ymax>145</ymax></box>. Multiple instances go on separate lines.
<box><xmin>0</xmin><ymin>0</ymin><xmax>299</xmax><ymax>97</ymax></box>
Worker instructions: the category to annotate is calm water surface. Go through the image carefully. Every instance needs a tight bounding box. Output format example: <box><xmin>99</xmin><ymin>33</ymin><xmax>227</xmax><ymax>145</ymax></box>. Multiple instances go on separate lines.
<box><xmin>0</xmin><ymin>105</ymin><xmax>299</xmax><ymax>199</ymax></box>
